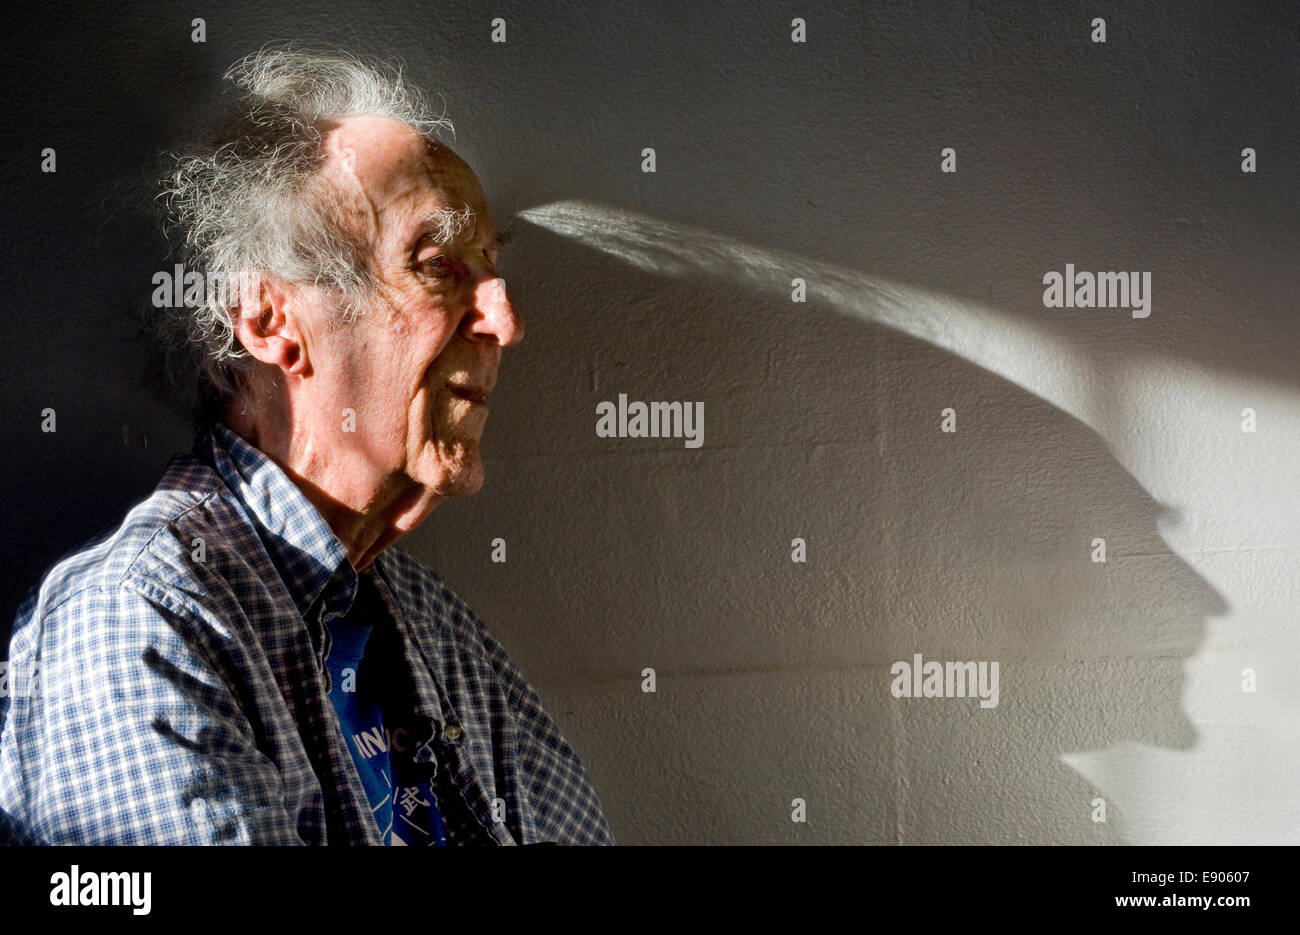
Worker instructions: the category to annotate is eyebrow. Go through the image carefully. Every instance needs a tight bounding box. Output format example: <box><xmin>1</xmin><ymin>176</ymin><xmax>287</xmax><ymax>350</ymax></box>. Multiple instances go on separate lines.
<box><xmin>413</xmin><ymin>209</ymin><xmax>517</xmax><ymax>252</ymax></box>
<box><xmin>416</xmin><ymin>205</ymin><xmax>476</xmax><ymax>247</ymax></box>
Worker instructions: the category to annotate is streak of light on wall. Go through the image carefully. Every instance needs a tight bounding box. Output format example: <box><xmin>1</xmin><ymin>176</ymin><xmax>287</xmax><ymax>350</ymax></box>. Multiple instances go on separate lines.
<box><xmin>519</xmin><ymin>200</ymin><xmax>1106</xmax><ymax>436</ymax></box>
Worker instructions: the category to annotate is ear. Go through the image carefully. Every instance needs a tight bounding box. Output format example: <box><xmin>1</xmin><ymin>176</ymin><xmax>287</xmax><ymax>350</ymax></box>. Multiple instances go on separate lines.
<box><xmin>231</xmin><ymin>274</ymin><xmax>311</xmax><ymax>376</ymax></box>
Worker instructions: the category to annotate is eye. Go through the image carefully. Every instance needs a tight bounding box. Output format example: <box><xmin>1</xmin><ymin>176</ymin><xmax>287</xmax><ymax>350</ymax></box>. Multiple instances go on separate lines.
<box><xmin>420</xmin><ymin>255</ymin><xmax>454</xmax><ymax>278</ymax></box>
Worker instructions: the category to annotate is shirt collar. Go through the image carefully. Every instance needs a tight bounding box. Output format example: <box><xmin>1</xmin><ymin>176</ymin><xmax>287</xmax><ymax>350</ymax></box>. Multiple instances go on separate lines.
<box><xmin>195</xmin><ymin>420</ymin><xmax>359</xmax><ymax>623</ymax></box>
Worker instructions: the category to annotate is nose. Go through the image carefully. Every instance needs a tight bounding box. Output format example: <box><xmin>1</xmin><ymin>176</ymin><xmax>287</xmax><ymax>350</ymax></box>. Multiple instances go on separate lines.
<box><xmin>464</xmin><ymin>276</ymin><xmax>525</xmax><ymax>346</ymax></box>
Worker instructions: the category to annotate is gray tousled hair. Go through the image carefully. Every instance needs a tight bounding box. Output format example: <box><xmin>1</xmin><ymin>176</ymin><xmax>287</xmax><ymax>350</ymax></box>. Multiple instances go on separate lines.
<box><xmin>154</xmin><ymin>45</ymin><xmax>453</xmax><ymax>420</ymax></box>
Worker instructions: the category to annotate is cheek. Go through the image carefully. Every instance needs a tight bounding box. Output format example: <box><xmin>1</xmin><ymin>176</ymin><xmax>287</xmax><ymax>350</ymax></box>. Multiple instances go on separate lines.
<box><xmin>415</xmin><ymin>377</ymin><xmax>465</xmax><ymax>443</ymax></box>
<box><xmin>335</xmin><ymin>350</ymin><xmax>422</xmax><ymax>444</ymax></box>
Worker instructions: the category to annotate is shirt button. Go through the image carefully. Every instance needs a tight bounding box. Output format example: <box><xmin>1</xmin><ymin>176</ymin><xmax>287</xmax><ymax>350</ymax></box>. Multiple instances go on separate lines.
<box><xmin>443</xmin><ymin>724</ymin><xmax>463</xmax><ymax>742</ymax></box>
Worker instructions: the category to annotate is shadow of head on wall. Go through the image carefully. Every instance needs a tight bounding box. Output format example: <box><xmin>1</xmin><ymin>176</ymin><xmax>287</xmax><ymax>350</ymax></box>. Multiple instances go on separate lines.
<box><xmin>513</xmin><ymin>201</ymin><xmax>1229</xmax><ymax>842</ymax></box>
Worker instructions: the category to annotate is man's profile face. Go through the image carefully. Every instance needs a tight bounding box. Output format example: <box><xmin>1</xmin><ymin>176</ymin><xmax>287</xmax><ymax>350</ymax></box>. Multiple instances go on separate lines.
<box><xmin>307</xmin><ymin>115</ymin><xmax>523</xmax><ymax>501</ymax></box>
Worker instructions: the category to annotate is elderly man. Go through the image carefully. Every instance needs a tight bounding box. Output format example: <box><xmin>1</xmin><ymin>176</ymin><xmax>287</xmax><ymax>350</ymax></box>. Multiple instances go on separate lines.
<box><xmin>0</xmin><ymin>48</ymin><xmax>613</xmax><ymax>845</ymax></box>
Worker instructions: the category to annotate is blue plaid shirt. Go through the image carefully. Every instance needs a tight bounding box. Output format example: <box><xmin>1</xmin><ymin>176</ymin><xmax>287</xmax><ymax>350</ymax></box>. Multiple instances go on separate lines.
<box><xmin>0</xmin><ymin>421</ymin><xmax>613</xmax><ymax>845</ymax></box>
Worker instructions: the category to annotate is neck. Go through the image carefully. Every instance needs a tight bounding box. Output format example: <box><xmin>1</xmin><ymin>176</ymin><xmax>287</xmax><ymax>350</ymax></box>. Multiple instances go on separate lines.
<box><xmin>223</xmin><ymin>400</ymin><xmax>444</xmax><ymax>571</ymax></box>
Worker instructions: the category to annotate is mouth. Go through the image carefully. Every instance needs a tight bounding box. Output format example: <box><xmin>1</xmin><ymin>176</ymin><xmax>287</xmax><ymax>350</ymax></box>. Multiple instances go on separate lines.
<box><xmin>446</xmin><ymin>383</ymin><xmax>490</xmax><ymax>405</ymax></box>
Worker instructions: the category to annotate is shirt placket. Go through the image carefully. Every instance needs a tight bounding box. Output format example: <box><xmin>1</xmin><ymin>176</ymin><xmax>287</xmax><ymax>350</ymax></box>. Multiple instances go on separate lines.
<box><xmin>369</xmin><ymin>568</ymin><xmax>514</xmax><ymax>845</ymax></box>
<box><xmin>312</xmin><ymin>598</ymin><xmax>384</xmax><ymax>846</ymax></box>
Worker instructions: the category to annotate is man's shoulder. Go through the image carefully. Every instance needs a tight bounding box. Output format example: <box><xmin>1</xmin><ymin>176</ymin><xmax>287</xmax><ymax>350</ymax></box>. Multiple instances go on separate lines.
<box><xmin>14</xmin><ymin>452</ymin><xmax>254</xmax><ymax>628</ymax></box>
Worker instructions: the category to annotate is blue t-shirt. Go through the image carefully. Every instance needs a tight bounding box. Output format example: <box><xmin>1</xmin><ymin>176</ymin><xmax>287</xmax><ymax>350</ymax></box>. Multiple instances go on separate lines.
<box><xmin>324</xmin><ymin>576</ymin><xmax>449</xmax><ymax>846</ymax></box>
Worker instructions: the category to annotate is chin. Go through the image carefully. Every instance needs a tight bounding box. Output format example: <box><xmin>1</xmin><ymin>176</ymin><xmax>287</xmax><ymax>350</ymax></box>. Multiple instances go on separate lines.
<box><xmin>452</xmin><ymin>463</ymin><xmax>486</xmax><ymax>495</ymax></box>
<box><xmin>429</xmin><ymin>442</ymin><xmax>486</xmax><ymax>496</ymax></box>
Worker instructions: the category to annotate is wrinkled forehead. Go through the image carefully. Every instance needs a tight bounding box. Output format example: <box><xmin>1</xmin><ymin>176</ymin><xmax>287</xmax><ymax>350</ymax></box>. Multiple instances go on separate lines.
<box><xmin>318</xmin><ymin>115</ymin><xmax>488</xmax><ymax>251</ymax></box>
